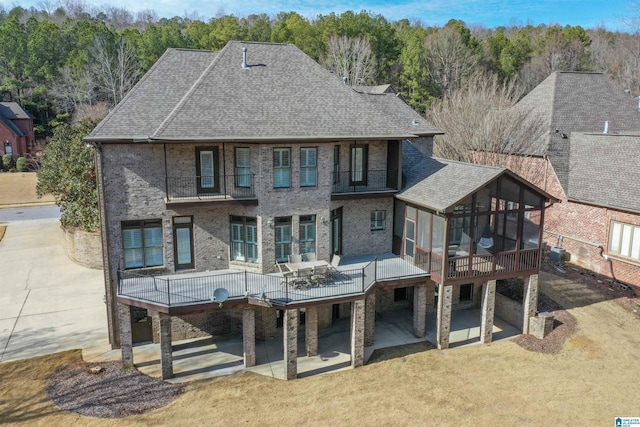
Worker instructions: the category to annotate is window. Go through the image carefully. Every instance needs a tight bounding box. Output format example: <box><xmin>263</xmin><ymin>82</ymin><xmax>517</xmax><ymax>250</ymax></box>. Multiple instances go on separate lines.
<box><xmin>333</xmin><ymin>145</ymin><xmax>340</xmax><ymax>184</ymax></box>
<box><xmin>231</xmin><ymin>216</ymin><xmax>258</xmax><ymax>263</ymax></box>
<box><xmin>235</xmin><ymin>147</ymin><xmax>251</xmax><ymax>188</ymax></box>
<box><xmin>122</xmin><ymin>220</ymin><xmax>163</xmax><ymax>269</ymax></box>
<box><xmin>173</xmin><ymin>216</ymin><xmax>194</xmax><ymax>270</ymax></box>
<box><xmin>299</xmin><ymin>215</ymin><xmax>316</xmax><ymax>254</ymax></box>
<box><xmin>196</xmin><ymin>147</ymin><xmax>219</xmax><ymax>193</ymax></box>
<box><xmin>4</xmin><ymin>142</ymin><xmax>12</xmax><ymax>157</ymax></box>
<box><xmin>371</xmin><ymin>211</ymin><xmax>386</xmax><ymax>230</ymax></box>
<box><xmin>300</xmin><ymin>147</ymin><xmax>317</xmax><ymax>187</ymax></box>
<box><xmin>404</xmin><ymin>206</ymin><xmax>416</xmax><ymax>257</ymax></box>
<box><xmin>609</xmin><ymin>221</ymin><xmax>640</xmax><ymax>261</ymax></box>
<box><xmin>275</xmin><ymin>217</ymin><xmax>292</xmax><ymax>263</ymax></box>
<box><xmin>460</xmin><ymin>284</ymin><xmax>473</xmax><ymax>302</ymax></box>
<box><xmin>273</xmin><ymin>148</ymin><xmax>291</xmax><ymax>188</ymax></box>
<box><xmin>350</xmin><ymin>144</ymin><xmax>368</xmax><ymax>185</ymax></box>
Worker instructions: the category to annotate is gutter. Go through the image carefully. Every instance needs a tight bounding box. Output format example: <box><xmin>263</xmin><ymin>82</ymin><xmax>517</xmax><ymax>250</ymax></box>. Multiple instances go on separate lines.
<box><xmin>82</xmin><ymin>134</ymin><xmax>434</xmax><ymax>144</ymax></box>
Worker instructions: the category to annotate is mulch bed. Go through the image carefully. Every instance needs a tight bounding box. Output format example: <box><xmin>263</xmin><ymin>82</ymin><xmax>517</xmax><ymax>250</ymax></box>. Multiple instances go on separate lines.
<box><xmin>46</xmin><ymin>361</ymin><xmax>183</xmax><ymax>418</ymax></box>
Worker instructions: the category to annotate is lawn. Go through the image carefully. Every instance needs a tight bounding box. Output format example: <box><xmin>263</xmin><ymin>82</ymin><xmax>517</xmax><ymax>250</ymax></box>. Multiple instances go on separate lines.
<box><xmin>1</xmin><ymin>273</ymin><xmax>639</xmax><ymax>426</ymax></box>
<box><xmin>0</xmin><ymin>172</ymin><xmax>54</xmax><ymax>207</ymax></box>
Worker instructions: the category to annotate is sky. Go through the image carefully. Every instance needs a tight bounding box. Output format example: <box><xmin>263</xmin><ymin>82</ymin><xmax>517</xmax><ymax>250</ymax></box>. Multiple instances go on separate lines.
<box><xmin>2</xmin><ymin>0</ymin><xmax>636</xmax><ymax>31</ymax></box>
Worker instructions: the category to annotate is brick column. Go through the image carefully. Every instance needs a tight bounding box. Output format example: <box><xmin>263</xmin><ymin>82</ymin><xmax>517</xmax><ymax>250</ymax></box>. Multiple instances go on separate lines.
<box><xmin>243</xmin><ymin>308</ymin><xmax>256</xmax><ymax>367</ymax></box>
<box><xmin>523</xmin><ymin>274</ymin><xmax>539</xmax><ymax>334</ymax></box>
<box><xmin>158</xmin><ymin>313</ymin><xmax>173</xmax><ymax>380</ymax></box>
<box><xmin>413</xmin><ymin>283</ymin><xmax>427</xmax><ymax>338</ymax></box>
<box><xmin>480</xmin><ymin>280</ymin><xmax>496</xmax><ymax>344</ymax></box>
<box><xmin>364</xmin><ymin>292</ymin><xmax>376</xmax><ymax>346</ymax></box>
<box><xmin>305</xmin><ymin>307</ymin><xmax>318</xmax><ymax>356</ymax></box>
<box><xmin>117</xmin><ymin>303</ymin><xmax>133</xmax><ymax>365</ymax></box>
<box><xmin>284</xmin><ymin>309</ymin><xmax>298</xmax><ymax>380</ymax></box>
<box><xmin>436</xmin><ymin>283</ymin><xmax>452</xmax><ymax>350</ymax></box>
<box><xmin>426</xmin><ymin>281</ymin><xmax>436</xmax><ymax>314</ymax></box>
<box><xmin>350</xmin><ymin>299</ymin><xmax>365</xmax><ymax>368</ymax></box>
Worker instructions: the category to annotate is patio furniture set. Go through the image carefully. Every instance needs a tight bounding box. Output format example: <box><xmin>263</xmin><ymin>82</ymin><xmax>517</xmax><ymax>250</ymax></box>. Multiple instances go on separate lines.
<box><xmin>277</xmin><ymin>254</ymin><xmax>341</xmax><ymax>290</ymax></box>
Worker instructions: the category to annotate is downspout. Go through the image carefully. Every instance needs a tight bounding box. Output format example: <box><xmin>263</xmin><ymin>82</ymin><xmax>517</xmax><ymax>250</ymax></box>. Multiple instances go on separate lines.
<box><xmin>543</xmin><ymin>155</ymin><xmax>549</xmax><ymax>192</ymax></box>
<box><xmin>222</xmin><ymin>142</ymin><xmax>227</xmax><ymax>198</ymax></box>
<box><xmin>163</xmin><ymin>143</ymin><xmax>168</xmax><ymax>199</ymax></box>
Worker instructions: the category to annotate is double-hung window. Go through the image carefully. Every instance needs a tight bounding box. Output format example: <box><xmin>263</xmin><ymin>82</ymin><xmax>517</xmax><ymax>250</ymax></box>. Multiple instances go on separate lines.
<box><xmin>371</xmin><ymin>211</ymin><xmax>386</xmax><ymax>230</ymax></box>
<box><xmin>273</xmin><ymin>148</ymin><xmax>291</xmax><ymax>188</ymax></box>
<box><xmin>122</xmin><ymin>220</ymin><xmax>163</xmax><ymax>269</ymax></box>
<box><xmin>231</xmin><ymin>216</ymin><xmax>258</xmax><ymax>263</ymax></box>
<box><xmin>275</xmin><ymin>217</ymin><xmax>292</xmax><ymax>263</ymax></box>
<box><xmin>609</xmin><ymin>221</ymin><xmax>640</xmax><ymax>261</ymax></box>
<box><xmin>235</xmin><ymin>147</ymin><xmax>251</xmax><ymax>188</ymax></box>
<box><xmin>173</xmin><ymin>216</ymin><xmax>194</xmax><ymax>270</ymax></box>
<box><xmin>299</xmin><ymin>215</ymin><xmax>316</xmax><ymax>254</ymax></box>
<box><xmin>350</xmin><ymin>144</ymin><xmax>368</xmax><ymax>186</ymax></box>
<box><xmin>300</xmin><ymin>147</ymin><xmax>317</xmax><ymax>187</ymax></box>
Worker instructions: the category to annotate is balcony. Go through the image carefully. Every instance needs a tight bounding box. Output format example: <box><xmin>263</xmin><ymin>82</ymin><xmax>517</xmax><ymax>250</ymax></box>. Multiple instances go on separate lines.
<box><xmin>166</xmin><ymin>174</ymin><xmax>257</xmax><ymax>206</ymax></box>
<box><xmin>331</xmin><ymin>170</ymin><xmax>397</xmax><ymax>198</ymax></box>
<box><xmin>117</xmin><ymin>254</ymin><xmax>429</xmax><ymax>314</ymax></box>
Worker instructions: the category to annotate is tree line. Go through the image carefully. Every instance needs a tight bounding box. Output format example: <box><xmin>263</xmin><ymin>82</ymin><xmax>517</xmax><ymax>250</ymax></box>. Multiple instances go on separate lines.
<box><xmin>1</xmin><ymin>3</ymin><xmax>639</xmax><ymax>134</ymax></box>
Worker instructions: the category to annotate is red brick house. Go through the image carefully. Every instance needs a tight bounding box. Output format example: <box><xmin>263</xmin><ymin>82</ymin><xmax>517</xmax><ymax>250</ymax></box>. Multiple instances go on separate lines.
<box><xmin>506</xmin><ymin>72</ymin><xmax>640</xmax><ymax>290</ymax></box>
<box><xmin>0</xmin><ymin>102</ymin><xmax>35</xmax><ymax>159</ymax></box>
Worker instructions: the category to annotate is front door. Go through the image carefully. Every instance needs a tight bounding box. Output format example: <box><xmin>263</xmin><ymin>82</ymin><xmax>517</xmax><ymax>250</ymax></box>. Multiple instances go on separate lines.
<box><xmin>331</xmin><ymin>207</ymin><xmax>343</xmax><ymax>256</ymax></box>
<box><xmin>196</xmin><ymin>147</ymin><xmax>220</xmax><ymax>194</ymax></box>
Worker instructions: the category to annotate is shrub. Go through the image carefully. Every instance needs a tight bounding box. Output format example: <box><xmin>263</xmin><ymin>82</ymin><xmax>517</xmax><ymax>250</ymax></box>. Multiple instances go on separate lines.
<box><xmin>16</xmin><ymin>157</ymin><xmax>28</xmax><ymax>172</ymax></box>
<box><xmin>2</xmin><ymin>154</ymin><xmax>12</xmax><ymax>171</ymax></box>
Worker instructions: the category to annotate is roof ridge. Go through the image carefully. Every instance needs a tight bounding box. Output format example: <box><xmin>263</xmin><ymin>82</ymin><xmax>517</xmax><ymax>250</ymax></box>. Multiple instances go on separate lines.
<box><xmin>432</xmin><ymin>156</ymin><xmax>506</xmax><ymax>171</ymax></box>
<box><xmin>152</xmin><ymin>45</ymin><xmax>229</xmax><ymax>138</ymax></box>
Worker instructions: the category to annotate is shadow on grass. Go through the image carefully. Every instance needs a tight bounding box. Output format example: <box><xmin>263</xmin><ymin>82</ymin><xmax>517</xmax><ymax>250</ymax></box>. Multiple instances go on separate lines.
<box><xmin>367</xmin><ymin>341</ymin><xmax>437</xmax><ymax>365</ymax></box>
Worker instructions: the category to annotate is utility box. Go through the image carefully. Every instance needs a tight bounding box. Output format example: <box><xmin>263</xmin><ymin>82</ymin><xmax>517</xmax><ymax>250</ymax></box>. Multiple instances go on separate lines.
<box><xmin>549</xmin><ymin>247</ymin><xmax>565</xmax><ymax>262</ymax></box>
<box><xmin>529</xmin><ymin>312</ymin><xmax>555</xmax><ymax>339</ymax></box>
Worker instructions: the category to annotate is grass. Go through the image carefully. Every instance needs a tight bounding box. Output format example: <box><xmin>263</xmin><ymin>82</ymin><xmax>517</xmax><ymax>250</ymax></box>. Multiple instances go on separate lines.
<box><xmin>0</xmin><ymin>172</ymin><xmax>54</xmax><ymax>207</ymax></box>
<box><xmin>1</xmin><ymin>276</ymin><xmax>639</xmax><ymax>425</ymax></box>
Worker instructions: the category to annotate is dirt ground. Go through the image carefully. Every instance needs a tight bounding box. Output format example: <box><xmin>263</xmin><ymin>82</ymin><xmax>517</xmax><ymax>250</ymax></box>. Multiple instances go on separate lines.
<box><xmin>0</xmin><ymin>172</ymin><xmax>54</xmax><ymax>207</ymax></box>
<box><xmin>1</xmin><ymin>268</ymin><xmax>640</xmax><ymax>425</ymax></box>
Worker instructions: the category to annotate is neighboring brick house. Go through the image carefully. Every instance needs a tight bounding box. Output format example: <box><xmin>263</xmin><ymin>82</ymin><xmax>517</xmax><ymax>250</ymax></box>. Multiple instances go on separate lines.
<box><xmin>0</xmin><ymin>102</ymin><xmax>35</xmax><ymax>159</ymax></box>
<box><xmin>506</xmin><ymin>72</ymin><xmax>640</xmax><ymax>290</ymax></box>
<box><xmin>87</xmin><ymin>41</ymin><xmax>555</xmax><ymax>380</ymax></box>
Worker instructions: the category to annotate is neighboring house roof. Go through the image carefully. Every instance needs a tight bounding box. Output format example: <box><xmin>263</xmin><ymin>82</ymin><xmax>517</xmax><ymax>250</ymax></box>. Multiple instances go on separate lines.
<box><xmin>515</xmin><ymin>71</ymin><xmax>640</xmax><ymax>191</ymax></box>
<box><xmin>399</xmin><ymin>140</ymin><xmax>556</xmax><ymax>213</ymax></box>
<box><xmin>87</xmin><ymin>42</ymin><xmax>440</xmax><ymax>143</ymax></box>
<box><xmin>0</xmin><ymin>102</ymin><xmax>32</xmax><ymax>137</ymax></box>
<box><xmin>568</xmin><ymin>132</ymin><xmax>640</xmax><ymax>213</ymax></box>
<box><xmin>354</xmin><ymin>84</ymin><xmax>395</xmax><ymax>94</ymax></box>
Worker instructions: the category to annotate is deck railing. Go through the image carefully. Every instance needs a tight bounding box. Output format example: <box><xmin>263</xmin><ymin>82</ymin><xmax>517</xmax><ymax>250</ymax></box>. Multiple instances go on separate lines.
<box><xmin>331</xmin><ymin>170</ymin><xmax>396</xmax><ymax>194</ymax></box>
<box><xmin>118</xmin><ymin>257</ymin><xmax>428</xmax><ymax>308</ymax></box>
<box><xmin>166</xmin><ymin>174</ymin><xmax>255</xmax><ymax>201</ymax></box>
<box><xmin>444</xmin><ymin>248</ymin><xmax>540</xmax><ymax>280</ymax></box>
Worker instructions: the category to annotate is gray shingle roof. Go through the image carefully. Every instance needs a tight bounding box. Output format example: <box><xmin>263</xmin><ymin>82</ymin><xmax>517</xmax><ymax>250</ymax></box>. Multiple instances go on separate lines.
<box><xmin>568</xmin><ymin>132</ymin><xmax>640</xmax><ymax>213</ymax></box>
<box><xmin>0</xmin><ymin>102</ymin><xmax>31</xmax><ymax>136</ymax></box>
<box><xmin>87</xmin><ymin>42</ymin><xmax>439</xmax><ymax>142</ymax></box>
<box><xmin>515</xmin><ymin>71</ymin><xmax>640</xmax><ymax>191</ymax></box>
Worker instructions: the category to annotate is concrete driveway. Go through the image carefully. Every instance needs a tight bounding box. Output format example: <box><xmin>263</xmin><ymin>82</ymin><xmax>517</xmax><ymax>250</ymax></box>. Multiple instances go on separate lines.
<box><xmin>0</xmin><ymin>218</ymin><xmax>112</xmax><ymax>362</ymax></box>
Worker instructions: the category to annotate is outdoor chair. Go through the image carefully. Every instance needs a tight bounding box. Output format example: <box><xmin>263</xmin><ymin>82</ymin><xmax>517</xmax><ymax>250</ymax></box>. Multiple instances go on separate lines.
<box><xmin>311</xmin><ymin>264</ymin><xmax>329</xmax><ymax>286</ymax></box>
<box><xmin>288</xmin><ymin>254</ymin><xmax>302</xmax><ymax>263</ymax></box>
<box><xmin>302</xmin><ymin>252</ymin><xmax>317</xmax><ymax>262</ymax></box>
<box><xmin>330</xmin><ymin>254</ymin><xmax>341</xmax><ymax>270</ymax></box>
<box><xmin>276</xmin><ymin>263</ymin><xmax>295</xmax><ymax>286</ymax></box>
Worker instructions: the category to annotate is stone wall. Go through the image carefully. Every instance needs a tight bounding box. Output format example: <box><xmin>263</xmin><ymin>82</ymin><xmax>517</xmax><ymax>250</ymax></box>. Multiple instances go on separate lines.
<box><xmin>152</xmin><ymin>310</ymin><xmax>243</xmax><ymax>342</ymax></box>
<box><xmin>62</xmin><ymin>227</ymin><xmax>103</xmax><ymax>269</ymax></box>
<box><xmin>494</xmin><ymin>292</ymin><xmax>523</xmax><ymax>330</ymax></box>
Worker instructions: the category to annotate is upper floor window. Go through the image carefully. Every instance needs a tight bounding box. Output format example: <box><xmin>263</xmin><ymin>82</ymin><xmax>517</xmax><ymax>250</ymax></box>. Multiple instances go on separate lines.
<box><xmin>173</xmin><ymin>216</ymin><xmax>194</xmax><ymax>270</ymax></box>
<box><xmin>300</xmin><ymin>147</ymin><xmax>317</xmax><ymax>187</ymax></box>
<box><xmin>299</xmin><ymin>215</ymin><xmax>316</xmax><ymax>254</ymax></box>
<box><xmin>196</xmin><ymin>147</ymin><xmax>219</xmax><ymax>193</ymax></box>
<box><xmin>273</xmin><ymin>148</ymin><xmax>291</xmax><ymax>188</ymax></box>
<box><xmin>350</xmin><ymin>144</ymin><xmax>368</xmax><ymax>186</ymax></box>
<box><xmin>122</xmin><ymin>219</ymin><xmax>163</xmax><ymax>269</ymax></box>
<box><xmin>275</xmin><ymin>217</ymin><xmax>292</xmax><ymax>263</ymax></box>
<box><xmin>333</xmin><ymin>145</ymin><xmax>340</xmax><ymax>184</ymax></box>
<box><xmin>231</xmin><ymin>216</ymin><xmax>258</xmax><ymax>263</ymax></box>
<box><xmin>609</xmin><ymin>221</ymin><xmax>640</xmax><ymax>261</ymax></box>
<box><xmin>235</xmin><ymin>147</ymin><xmax>251</xmax><ymax>188</ymax></box>
<box><xmin>371</xmin><ymin>211</ymin><xmax>386</xmax><ymax>230</ymax></box>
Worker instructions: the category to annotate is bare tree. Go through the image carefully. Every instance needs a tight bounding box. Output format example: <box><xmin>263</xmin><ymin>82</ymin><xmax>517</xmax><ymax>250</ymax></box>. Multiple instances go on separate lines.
<box><xmin>321</xmin><ymin>35</ymin><xmax>377</xmax><ymax>86</ymax></box>
<box><xmin>423</xmin><ymin>26</ymin><xmax>478</xmax><ymax>97</ymax></box>
<box><xmin>90</xmin><ymin>34</ymin><xmax>140</xmax><ymax>106</ymax></box>
<box><xmin>428</xmin><ymin>73</ymin><xmax>546</xmax><ymax>175</ymax></box>
<box><xmin>590</xmin><ymin>29</ymin><xmax>640</xmax><ymax>95</ymax></box>
<box><xmin>49</xmin><ymin>66</ymin><xmax>94</xmax><ymax>113</ymax></box>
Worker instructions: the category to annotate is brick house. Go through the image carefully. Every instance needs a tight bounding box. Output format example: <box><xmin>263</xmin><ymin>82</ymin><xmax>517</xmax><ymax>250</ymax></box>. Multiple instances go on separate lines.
<box><xmin>86</xmin><ymin>41</ymin><xmax>555</xmax><ymax>380</ymax></box>
<box><xmin>0</xmin><ymin>102</ymin><xmax>35</xmax><ymax>160</ymax></box>
<box><xmin>506</xmin><ymin>72</ymin><xmax>640</xmax><ymax>289</ymax></box>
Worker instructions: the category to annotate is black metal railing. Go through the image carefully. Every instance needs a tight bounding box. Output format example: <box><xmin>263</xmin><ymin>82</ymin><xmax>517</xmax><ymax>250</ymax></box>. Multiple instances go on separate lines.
<box><xmin>118</xmin><ymin>257</ymin><xmax>429</xmax><ymax>308</ymax></box>
<box><xmin>166</xmin><ymin>174</ymin><xmax>255</xmax><ymax>201</ymax></box>
<box><xmin>331</xmin><ymin>170</ymin><xmax>396</xmax><ymax>194</ymax></box>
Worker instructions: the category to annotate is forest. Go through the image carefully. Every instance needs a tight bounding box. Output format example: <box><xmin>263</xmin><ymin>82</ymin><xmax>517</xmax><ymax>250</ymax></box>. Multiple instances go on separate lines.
<box><xmin>1</xmin><ymin>2</ymin><xmax>640</xmax><ymax>135</ymax></box>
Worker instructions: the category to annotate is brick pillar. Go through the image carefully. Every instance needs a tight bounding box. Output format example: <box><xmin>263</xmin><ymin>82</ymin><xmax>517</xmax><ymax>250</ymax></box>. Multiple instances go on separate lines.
<box><xmin>523</xmin><ymin>274</ymin><xmax>539</xmax><ymax>334</ymax></box>
<box><xmin>305</xmin><ymin>307</ymin><xmax>318</xmax><ymax>356</ymax></box>
<box><xmin>350</xmin><ymin>299</ymin><xmax>365</xmax><ymax>368</ymax></box>
<box><xmin>117</xmin><ymin>303</ymin><xmax>133</xmax><ymax>365</ymax></box>
<box><xmin>426</xmin><ymin>281</ymin><xmax>436</xmax><ymax>314</ymax></box>
<box><xmin>284</xmin><ymin>309</ymin><xmax>298</xmax><ymax>380</ymax></box>
<box><xmin>158</xmin><ymin>313</ymin><xmax>173</xmax><ymax>380</ymax></box>
<box><xmin>436</xmin><ymin>283</ymin><xmax>452</xmax><ymax>350</ymax></box>
<box><xmin>413</xmin><ymin>283</ymin><xmax>427</xmax><ymax>338</ymax></box>
<box><xmin>364</xmin><ymin>292</ymin><xmax>376</xmax><ymax>346</ymax></box>
<box><xmin>243</xmin><ymin>308</ymin><xmax>256</xmax><ymax>367</ymax></box>
<box><xmin>480</xmin><ymin>280</ymin><xmax>496</xmax><ymax>344</ymax></box>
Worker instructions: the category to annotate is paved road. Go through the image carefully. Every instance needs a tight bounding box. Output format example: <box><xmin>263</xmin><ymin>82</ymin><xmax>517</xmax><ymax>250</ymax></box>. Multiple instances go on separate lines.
<box><xmin>0</xmin><ymin>205</ymin><xmax>61</xmax><ymax>222</ymax></box>
<box><xmin>0</xmin><ymin>218</ymin><xmax>114</xmax><ymax>362</ymax></box>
